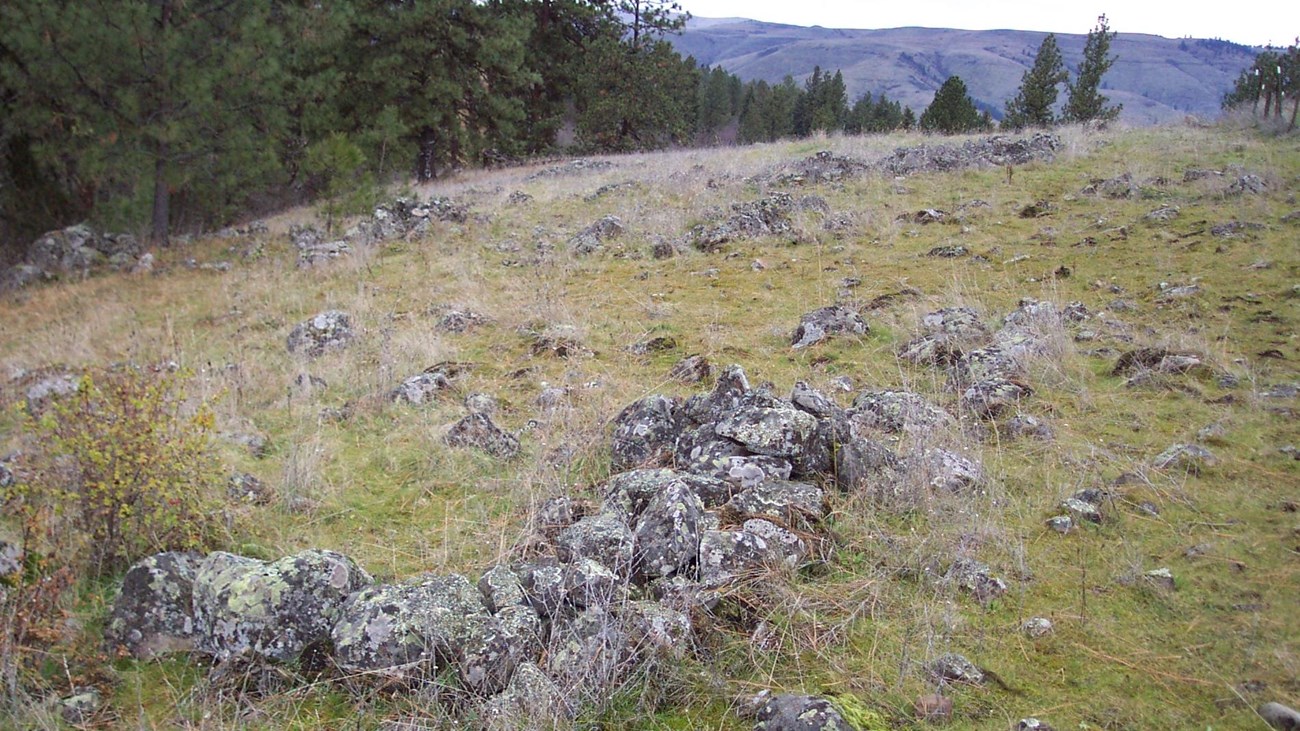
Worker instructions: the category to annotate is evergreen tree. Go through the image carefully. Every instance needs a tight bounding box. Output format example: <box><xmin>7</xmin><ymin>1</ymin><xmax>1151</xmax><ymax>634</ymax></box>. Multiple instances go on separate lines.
<box><xmin>1003</xmin><ymin>33</ymin><xmax>1068</xmax><ymax>130</ymax></box>
<box><xmin>901</xmin><ymin>107</ymin><xmax>916</xmax><ymax>130</ymax></box>
<box><xmin>0</xmin><ymin>0</ymin><xmax>289</xmax><ymax>242</ymax></box>
<box><xmin>574</xmin><ymin>36</ymin><xmax>697</xmax><ymax>151</ymax></box>
<box><xmin>1064</xmin><ymin>15</ymin><xmax>1122</xmax><ymax>124</ymax></box>
<box><xmin>919</xmin><ymin>76</ymin><xmax>983</xmax><ymax>134</ymax></box>
<box><xmin>697</xmin><ymin>66</ymin><xmax>735</xmax><ymax>140</ymax></box>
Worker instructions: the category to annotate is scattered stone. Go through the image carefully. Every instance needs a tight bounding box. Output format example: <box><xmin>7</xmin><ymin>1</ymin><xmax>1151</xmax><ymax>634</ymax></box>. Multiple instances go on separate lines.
<box><xmin>445</xmin><ymin>412</ymin><xmax>520</xmax><ymax>459</ymax></box>
<box><xmin>1144</xmin><ymin>567</ymin><xmax>1176</xmax><ymax>591</ymax></box>
<box><xmin>1000</xmin><ymin>413</ymin><xmax>1054</xmax><ymax>440</ymax></box>
<box><xmin>669</xmin><ymin>354</ymin><xmax>713</xmax><ymax>383</ymax></box>
<box><xmin>1259</xmin><ymin>702</ymin><xmax>1300</xmax><ymax>730</ymax></box>
<box><xmin>1211</xmin><ymin>221</ymin><xmax>1265</xmax><ymax>238</ymax></box>
<box><xmin>1046</xmin><ymin>515</ymin><xmax>1074</xmax><ymax>534</ymax></box>
<box><xmin>1152</xmin><ymin>443</ymin><xmax>1217</xmax><ymax>473</ymax></box>
<box><xmin>523</xmin><ymin>324</ymin><xmax>591</xmax><ymax>359</ymax></box>
<box><xmin>505</xmin><ymin>191</ymin><xmax>533</xmax><ymax>205</ymax></box>
<box><xmin>1023</xmin><ymin>617</ymin><xmax>1053</xmax><ymax>637</ymax></box>
<box><xmin>875</xmin><ymin>133</ymin><xmax>1059</xmax><ymax>176</ymax></box>
<box><xmin>1060</xmin><ymin>496</ymin><xmax>1103</xmax><ymax>524</ymax></box>
<box><xmin>286</xmin><ymin>310</ymin><xmax>355</xmax><ymax>357</ymax></box>
<box><xmin>754</xmin><ymin>694</ymin><xmax>855</xmax><ymax>731</ymax></box>
<box><xmin>392</xmin><ymin>371</ymin><xmax>454</xmax><ymax>405</ymax></box>
<box><xmin>850</xmin><ymin>390</ymin><xmax>953</xmax><ymax>434</ymax></box>
<box><xmin>726</xmin><ymin>480</ymin><xmax>825</xmax><ymax>521</ymax></box>
<box><xmin>899</xmin><ymin>208</ymin><xmax>949</xmax><ymax>224</ymax></box>
<box><xmin>437</xmin><ymin>309</ymin><xmax>489</xmax><ymax>333</ymax></box>
<box><xmin>228</xmin><ymin>473</ymin><xmax>273</xmax><ymax>505</ymax></box>
<box><xmin>775</xmin><ymin>150</ymin><xmax>869</xmax><ymax>185</ymax></box>
<box><xmin>1081</xmin><ymin>173</ymin><xmax>1137</xmax><ymax>199</ymax></box>
<box><xmin>790</xmin><ymin>306</ymin><xmax>868</xmax><ymax>349</ymax></box>
<box><xmin>1183</xmin><ymin>168</ymin><xmax>1222</xmax><ymax>182</ymax></box>
<box><xmin>961</xmin><ymin>378</ymin><xmax>1032</xmax><ymax>417</ymax></box>
<box><xmin>1226</xmin><ymin>174</ymin><xmax>1267</xmax><ymax>196</ymax></box>
<box><xmin>1112</xmin><ymin>348</ymin><xmax>1202</xmax><ymax>377</ymax></box>
<box><xmin>58</xmin><ymin>687</ymin><xmax>102</xmax><ymax>726</ymax></box>
<box><xmin>927</xmin><ymin>245</ymin><xmax>969</xmax><ymax>258</ymax></box>
<box><xmin>931</xmin><ymin>653</ymin><xmax>985</xmax><ymax>685</ymax></box>
<box><xmin>628</xmin><ymin>335</ymin><xmax>678</xmax><ymax>355</ymax></box>
<box><xmin>948</xmin><ymin>557</ymin><xmax>1007</xmax><ymax>601</ymax></box>
<box><xmin>1017</xmin><ymin>719</ymin><xmax>1055</xmax><ymax>731</ymax></box>
<box><xmin>569</xmin><ymin>215</ymin><xmax>625</xmax><ymax>255</ymax></box>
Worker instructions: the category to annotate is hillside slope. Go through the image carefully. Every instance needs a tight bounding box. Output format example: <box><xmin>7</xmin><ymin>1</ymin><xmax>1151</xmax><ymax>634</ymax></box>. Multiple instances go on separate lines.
<box><xmin>1</xmin><ymin>124</ymin><xmax>1298</xmax><ymax>730</ymax></box>
<box><xmin>672</xmin><ymin>19</ymin><xmax>1258</xmax><ymax>124</ymax></box>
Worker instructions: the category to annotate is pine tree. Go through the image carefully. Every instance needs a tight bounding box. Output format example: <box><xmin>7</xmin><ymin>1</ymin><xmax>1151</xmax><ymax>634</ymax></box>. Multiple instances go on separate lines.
<box><xmin>574</xmin><ymin>36</ymin><xmax>697</xmax><ymax>151</ymax></box>
<box><xmin>1003</xmin><ymin>34</ymin><xmax>1067</xmax><ymax>130</ymax></box>
<box><xmin>1064</xmin><ymin>15</ymin><xmax>1122</xmax><ymax>124</ymax></box>
<box><xmin>919</xmin><ymin>76</ymin><xmax>983</xmax><ymax>134</ymax></box>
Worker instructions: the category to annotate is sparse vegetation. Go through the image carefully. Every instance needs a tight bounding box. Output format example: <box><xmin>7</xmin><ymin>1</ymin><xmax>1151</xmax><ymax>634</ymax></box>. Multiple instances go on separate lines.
<box><xmin>1</xmin><ymin>119</ymin><xmax>1298</xmax><ymax>730</ymax></box>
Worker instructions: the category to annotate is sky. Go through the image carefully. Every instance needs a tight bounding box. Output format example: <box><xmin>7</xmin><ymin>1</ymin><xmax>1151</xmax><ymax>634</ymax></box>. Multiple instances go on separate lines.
<box><xmin>675</xmin><ymin>1</ymin><xmax>1295</xmax><ymax>48</ymax></box>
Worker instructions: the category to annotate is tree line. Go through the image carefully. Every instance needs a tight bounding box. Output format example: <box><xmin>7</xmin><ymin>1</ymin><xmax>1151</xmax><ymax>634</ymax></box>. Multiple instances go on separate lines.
<box><xmin>1222</xmin><ymin>39</ymin><xmax>1300</xmax><ymax>129</ymax></box>
<box><xmin>1</xmin><ymin>6</ymin><xmax>1125</xmax><ymax>252</ymax></box>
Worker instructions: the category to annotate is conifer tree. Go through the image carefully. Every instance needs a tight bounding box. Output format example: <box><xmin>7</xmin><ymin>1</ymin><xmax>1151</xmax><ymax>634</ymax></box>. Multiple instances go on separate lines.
<box><xmin>1064</xmin><ymin>15</ymin><xmax>1122</xmax><ymax>124</ymax></box>
<box><xmin>1004</xmin><ymin>34</ymin><xmax>1068</xmax><ymax>130</ymax></box>
<box><xmin>919</xmin><ymin>76</ymin><xmax>983</xmax><ymax>134</ymax></box>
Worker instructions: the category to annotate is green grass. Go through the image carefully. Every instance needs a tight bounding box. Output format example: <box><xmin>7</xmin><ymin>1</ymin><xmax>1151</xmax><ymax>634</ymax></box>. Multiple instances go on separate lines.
<box><xmin>2</xmin><ymin>122</ymin><xmax>1298</xmax><ymax>729</ymax></box>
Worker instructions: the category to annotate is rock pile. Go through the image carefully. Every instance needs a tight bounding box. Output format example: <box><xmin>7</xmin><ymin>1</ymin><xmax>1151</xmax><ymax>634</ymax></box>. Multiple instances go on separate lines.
<box><xmin>876</xmin><ymin>133</ymin><xmax>1060</xmax><ymax>177</ymax></box>
<box><xmin>2</xmin><ymin>223</ymin><xmax>146</xmax><ymax>290</ymax></box>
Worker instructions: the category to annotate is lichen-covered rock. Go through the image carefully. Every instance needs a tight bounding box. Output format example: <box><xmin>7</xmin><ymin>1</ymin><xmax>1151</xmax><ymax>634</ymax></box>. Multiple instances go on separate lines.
<box><xmin>753</xmin><ymin>694</ymin><xmax>855</xmax><ymax>731</ymax></box>
<box><xmin>789</xmin><ymin>382</ymin><xmax>844</xmax><ymax>420</ymax></box>
<box><xmin>227</xmin><ymin>472</ymin><xmax>273</xmax><ymax>505</ymax></box>
<box><xmin>948</xmin><ymin>558</ymin><xmax>1007</xmax><ymax>602</ymax></box>
<box><xmin>681</xmin><ymin>365</ymin><xmax>751</xmax><ymax>424</ymax></box>
<box><xmin>1112</xmin><ymin>348</ymin><xmax>1203</xmax><ymax>377</ymax></box>
<box><xmin>1000</xmin><ymin>413</ymin><xmax>1054</xmax><ymax>440</ymax></box>
<box><xmin>960</xmin><ymin>378</ymin><xmax>1032</xmax><ymax>417</ymax></box>
<box><xmin>392</xmin><ymin>372</ymin><xmax>453</xmax><ymax>405</ymax></box>
<box><xmin>897</xmin><ymin>334</ymin><xmax>964</xmax><ymax>366</ymax></box>
<box><xmin>545</xmin><ymin>606</ymin><xmax>629</xmax><ymax>695</ymax></box>
<box><xmin>669</xmin><ymin>354</ymin><xmax>713</xmax><ymax>383</ymax></box>
<box><xmin>610</xmin><ymin>394</ymin><xmax>682</xmax><ymax>471</ymax></box>
<box><xmin>850</xmin><ymin>390</ymin><xmax>953</xmax><ymax>434</ymax></box>
<box><xmin>568</xmin><ymin>215</ymin><xmax>624</xmax><ymax>255</ymax></box>
<box><xmin>562</xmin><ymin>558</ymin><xmax>621</xmax><ymax>608</ymax></box>
<box><xmin>921</xmin><ymin>307</ymin><xmax>988</xmax><ymax>339</ymax></box>
<box><xmin>193</xmin><ymin>549</ymin><xmax>372</xmax><ymax>663</ymax></box>
<box><xmin>791</xmin><ymin>306</ymin><xmax>868</xmax><ymax>349</ymax></box>
<box><xmin>633</xmin><ymin>480</ymin><xmax>705</xmax><ymax>579</ymax></box>
<box><xmin>1152</xmin><ymin>443</ymin><xmax>1217</xmax><ymax>473</ymax></box>
<box><xmin>105</xmin><ymin>552</ymin><xmax>201</xmax><ymax>659</ymax></box>
<box><xmin>58</xmin><ymin>687</ymin><xmax>102</xmax><ymax>726</ymax></box>
<box><xmin>950</xmin><ymin>342</ymin><xmax>1026</xmax><ymax>384</ymax></box>
<box><xmin>619</xmin><ymin>600</ymin><xmax>692</xmax><ymax>662</ymax></box>
<box><xmin>1060</xmin><ymin>496</ymin><xmax>1103</xmax><ymax>524</ymax></box>
<box><xmin>742</xmin><ymin>519</ymin><xmax>808</xmax><ymax>569</ymax></box>
<box><xmin>715</xmin><ymin>405</ymin><xmax>819</xmax><ymax>459</ymax></box>
<box><xmin>930</xmin><ymin>653</ymin><xmax>985</xmax><ymax>685</ymax></box>
<box><xmin>830</xmin><ymin>434</ymin><xmax>901</xmax><ymax>492</ymax></box>
<box><xmin>517</xmin><ymin>558</ymin><xmax>567</xmax><ymax>617</ymax></box>
<box><xmin>331</xmin><ymin>579</ymin><xmax>472</xmax><ymax>681</ymax></box>
<box><xmin>445</xmin><ymin>412</ymin><xmax>520</xmax><ymax>459</ymax></box>
<box><xmin>915</xmin><ymin>449</ymin><xmax>986</xmax><ymax>493</ymax></box>
<box><xmin>698</xmin><ymin>529</ymin><xmax>791</xmax><ymax>587</ymax></box>
<box><xmin>286</xmin><ymin>310</ymin><xmax>354</xmax><ymax>357</ymax></box>
<box><xmin>726</xmin><ymin>480</ymin><xmax>825</xmax><ymax>521</ymax></box>
<box><xmin>555</xmin><ymin>514</ymin><xmax>634</xmax><ymax>576</ymax></box>
<box><xmin>601</xmin><ymin>468</ymin><xmax>685</xmax><ymax>525</ymax></box>
<box><xmin>479</xmin><ymin>564</ymin><xmax>527</xmax><ymax>613</ymax></box>
<box><xmin>482</xmin><ymin>662</ymin><xmax>572</xmax><ymax>730</ymax></box>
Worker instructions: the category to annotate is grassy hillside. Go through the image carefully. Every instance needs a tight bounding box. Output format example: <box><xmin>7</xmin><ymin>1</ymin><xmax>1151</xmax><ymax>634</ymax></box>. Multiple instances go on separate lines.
<box><xmin>672</xmin><ymin>20</ymin><xmax>1259</xmax><ymax>125</ymax></box>
<box><xmin>1</xmin><ymin>122</ymin><xmax>1298</xmax><ymax>729</ymax></box>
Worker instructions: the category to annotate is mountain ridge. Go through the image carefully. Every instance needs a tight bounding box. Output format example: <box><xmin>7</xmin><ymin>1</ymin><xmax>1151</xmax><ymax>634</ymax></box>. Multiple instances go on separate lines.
<box><xmin>671</xmin><ymin>18</ymin><xmax>1259</xmax><ymax>124</ymax></box>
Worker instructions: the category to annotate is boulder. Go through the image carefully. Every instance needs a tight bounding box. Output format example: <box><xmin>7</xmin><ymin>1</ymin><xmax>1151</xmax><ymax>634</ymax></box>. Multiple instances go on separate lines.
<box><xmin>516</xmin><ymin>558</ymin><xmax>567</xmax><ymax>617</ymax></box>
<box><xmin>569</xmin><ymin>215</ymin><xmax>625</xmax><ymax>255</ymax></box>
<box><xmin>193</xmin><ymin>549</ymin><xmax>372</xmax><ymax>663</ymax></box>
<box><xmin>960</xmin><ymin>378</ymin><xmax>1032</xmax><ymax>417</ymax></box>
<box><xmin>753</xmin><ymin>694</ymin><xmax>855</xmax><ymax>731</ymax></box>
<box><xmin>479</xmin><ymin>564</ymin><xmax>528</xmax><ymax>612</ymax></box>
<box><xmin>714</xmin><ymin>405</ymin><xmax>819</xmax><ymax>458</ymax></box>
<box><xmin>850</xmin><ymin>390</ymin><xmax>953</xmax><ymax>434</ymax></box>
<box><xmin>1259</xmin><ymin>702</ymin><xmax>1300</xmax><ymax>730</ymax></box>
<box><xmin>948</xmin><ymin>557</ymin><xmax>1007</xmax><ymax>602</ymax></box>
<box><xmin>286</xmin><ymin>310</ymin><xmax>355</xmax><ymax>357</ymax></box>
<box><xmin>633</xmin><ymin>480</ymin><xmax>705</xmax><ymax>580</ymax></box>
<box><xmin>555</xmin><ymin>514</ymin><xmax>635</xmax><ymax>576</ymax></box>
<box><xmin>930</xmin><ymin>653</ymin><xmax>985</xmax><ymax>685</ymax></box>
<box><xmin>392</xmin><ymin>372</ymin><xmax>453</xmax><ymax>405</ymax></box>
<box><xmin>562</xmin><ymin>558</ymin><xmax>622</xmax><ymax>608</ymax></box>
<box><xmin>610</xmin><ymin>394</ymin><xmax>682</xmax><ymax>471</ymax></box>
<box><xmin>791</xmin><ymin>306</ymin><xmax>868</xmax><ymax>349</ymax></box>
<box><xmin>444</xmin><ymin>412</ymin><xmax>520</xmax><ymax>459</ymax></box>
<box><xmin>105</xmin><ymin>552</ymin><xmax>202</xmax><ymax>659</ymax></box>
<box><xmin>482</xmin><ymin>662</ymin><xmax>572</xmax><ymax>730</ymax></box>
<box><xmin>726</xmin><ymin>480</ymin><xmax>825</xmax><ymax>521</ymax></box>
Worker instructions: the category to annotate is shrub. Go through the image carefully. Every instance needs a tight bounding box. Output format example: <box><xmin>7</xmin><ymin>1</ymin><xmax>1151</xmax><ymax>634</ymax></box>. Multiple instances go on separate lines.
<box><xmin>8</xmin><ymin>366</ymin><xmax>225</xmax><ymax>574</ymax></box>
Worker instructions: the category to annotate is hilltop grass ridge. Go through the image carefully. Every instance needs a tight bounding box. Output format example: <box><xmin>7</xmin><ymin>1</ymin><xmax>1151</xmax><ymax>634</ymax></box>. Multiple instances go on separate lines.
<box><xmin>1</xmin><ymin>121</ymin><xmax>1298</xmax><ymax>730</ymax></box>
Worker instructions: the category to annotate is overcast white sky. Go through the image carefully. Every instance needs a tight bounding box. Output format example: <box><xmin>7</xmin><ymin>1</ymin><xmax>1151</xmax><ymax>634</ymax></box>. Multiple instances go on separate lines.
<box><xmin>675</xmin><ymin>1</ymin><xmax>1295</xmax><ymax>48</ymax></box>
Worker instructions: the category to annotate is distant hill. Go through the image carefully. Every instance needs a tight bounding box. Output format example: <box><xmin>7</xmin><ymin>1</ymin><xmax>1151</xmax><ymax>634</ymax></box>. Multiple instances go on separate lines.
<box><xmin>671</xmin><ymin>19</ymin><xmax>1258</xmax><ymax>125</ymax></box>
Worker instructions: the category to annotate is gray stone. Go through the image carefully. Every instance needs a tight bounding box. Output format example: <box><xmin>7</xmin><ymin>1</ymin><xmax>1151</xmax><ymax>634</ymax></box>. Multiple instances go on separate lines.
<box><xmin>444</xmin><ymin>412</ymin><xmax>520</xmax><ymax>459</ymax></box>
<box><xmin>58</xmin><ymin>687</ymin><xmax>102</xmax><ymax>726</ymax></box>
<box><xmin>482</xmin><ymin>662</ymin><xmax>572</xmax><ymax>730</ymax></box>
<box><xmin>562</xmin><ymin>558</ymin><xmax>621</xmax><ymax>608</ymax></box>
<box><xmin>698</xmin><ymin>529</ymin><xmax>781</xmax><ymax>587</ymax></box>
<box><xmin>753</xmin><ymin>694</ymin><xmax>854</xmax><ymax>731</ymax></box>
<box><xmin>392</xmin><ymin>372</ymin><xmax>453</xmax><ymax>405</ymax></box>
<box><xmin>437</xmin><ymin>309</ymin><xmax>488</xmax><ymax>333</ymax></box>
<box><xmin>555</xmin><ymin>514</ymin><xmax>634</xmax><ymax>576</ymax></box>
<box><xmin>681</xmin><ymin>365</ymin><xmax>751</xmax><ymax>424</ymax></box>
<box><xmin>791</xmin><ymin>306</ymin><xmax>868</xmax><ymax>349</ymax></box>
<box><xmin>1023</xmin><ymin>617</ymin><xmax>1053</xmax><ymax>637</ymax></box>
<box><xmin>633</xmin><ymin>480</ymin><xmax>705</xmax><ymax>580</ymax></box>
<box><xmin>610</xmin><ymin>394</ymin><xmax>682</xmax><ymax>471</ymax></box>
<box><xmin>1000</xmin><ymin>413</ymin><xmax>1054</xmax><ymax>440</ymax></box>
<box><xmin>948</xmin><ymin>557</ymin><xmax>1007</xmax><ymax>602</ymax></box>
<box><xmin>714</xmin><ymin>405</ymin><xmax>819</xmax><ymax>458</ymax></box>
<box><xmin>669</xmin><ymin>354</ymin><xmax>713</xmax><ymax>383</ymax></box>
<box><xmin>897</xmin><ymin>334</ymin><xmax>964</xmax><ymax>366</ymax></box>
<box><xmin>517</xmin><ymin>558</ymin><xmax>567</xmax><ymax>617</ymax></box>
<box><xmin>479</xmin><ymin>564</ymin><xmax>527</xmax><ymax>613</ymax></box>
<box><xmin>850</xmin><ymin>390</ymin><xmax>953</xmax><ymax>434</ymax></box>
<box><xmin>569</xmin><ymin>215</ymin><xmax>625</xmax><ymax>255</ymax></box>
<box><xmin>619</xmin><ymin>600</ymin><xmax>693</xmax><ymax>662</ymax></box>
<box><xmin>1152</xmin><ymin>443</ymin><xmax>1217</xmax><ymax>473</ymax></box>
<box><xmin>961</xmin><ymin>378</ymin><xmax>1032</xmax><ymax>417</ymax></box>
<box><xmin>1060</xmin><ymin>496</ymin><xmax>1103</xmax><ymax>524</ymax></box>
<box><xmin>742</xmin><ymin>519</ymin><xmax>808</xmax><ymax>570</ymax></box>
<box><xmin>790</xmin><ymin>381</ymin><xmax>844</xmax><ymax>420</ymax></box>
<box><xmin>1259</xmin><ymin>702</ymin><xmax>1300</xmax><ymax>730</ymax></box>
<box><xmin>286</xmin><ymin>310</ymin><xmax>355</xmax><ymax>357</ymax></box>
<box><xmin>930</xmin><ymin>653</ymin><xmax>985</xmax><ymax>685</ymax></box>
<box><xmin>726</xmin><ymin>480</ymin><xmax>825</xmax><ymax>521</ymax></box>
<box><xmin>921</xmin><ymin>306</ymin><xmax>988</xmax><ymax>340</ymax></box>
<box><xmin>544</xmin><ymin>606</ymin><xmax>629</xmax><ymax>695</ymax></box>
<box><xmin>916</xmin><ymin>448</ymin><xmax>985</xmax><ymax>493</ymax></box>
<box><xmin>1017</xmin><ymin>719</ymin><xmax>1055</xmax><ymax>731</ymax></box>
<box><xmin>1144</xmin><ymin>567</ymin><xmax>1175</xmax><ymax>591</ymax></box>
<box><xmin>105</xmin><ymin>552</ymin><xmax>202</xmax><ymax>659</ymax></box>
<box><xmin>194</xmin><ymin>549</ymin><xmax>371</xmax><ymax>663</ymax></box>
<box><xmin>1046</xmin><ymin>515</ymin><xmax>1074</xmax><ymax>534</ymax></box>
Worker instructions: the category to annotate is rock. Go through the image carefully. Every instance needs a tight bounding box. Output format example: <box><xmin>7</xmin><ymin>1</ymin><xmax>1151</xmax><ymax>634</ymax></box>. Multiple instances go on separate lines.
<box><xmin>1023</xmin><ymin>617</ymin><xmax>1053</xmax><ymax>637</ymax></box>
<box><xmin>742</xmin><ymin>518</ymin><xmax>809</xmax><ymax>570</ymax></box>
<box><xmin>563</xmin><ymin>558</ymin><xmax>622</xmax><ymax>608</ymax></box>
<box><xmin>464</xmin><ymin>392</ymin><xmax>498</xmax><ymax>416</ymax></box>
<box><xmin>437</xmin><ymin>309</ymin><xmax>489</xmax><ymax>333</ymax></box>
<box><xmin>1227</xmin><ymin>174</ymin><xmax>1267</xmax><ymax>196</ymax></box>
<box><xmin>715</xmin><ymin>405</ymin><xmax>819</xmax><ymax>458</ymax></box>
<box><xmin>619</xmin><ymin>600</ymin><xmax>693</xmax><ymax>662</ymax></box>
<box><xmin>916</xmin><ymin>448</ymin><xmax>985</xmax><ymax>493</ymax></box>
<box><xmin>669</xmin><ymin>354</ymin><xmax>713</xmax><ymax>383</ymax></box>
<box><xmin>914</xmin><ymin>694</ymin><xmax>953</xmax><ymax>724</ymax></box>
<box><xmin>569</xmin><ymin>215</ymin><xmax>625</xmax><ymax>255</ymax></box>
<box><xmin>227</xmin><ymin>473</ymin><xmax>272</xmax><ymax>505</ymax></box>
<box><xmin>927</xmin><ymin>245</ymin><xmax>968</xmax><ymax>258</ymax></box>
<box><xmin>897</xmin><ymin>334</ymin><xmax>964</xmax><ymax>366</ymax></box>
<box><xmin>875</xmin><ymin>133</ymin><xmax>1059</xmax><ymax>177</ymax></box>
<box><xmin>445</xmin><ymin>412</ymin><xmax>520</xmax><ymax>459</ymax></box>
<box><xmin>296</xmin><ymin>240</ymin><xmax>352</xmax><ymax>268</ymax></box>
<box><xmin>392</xmin><ymin>372</ymin><xmax>453</xmax><ymax>405</ymax></box>
<box><xmin>482</xmin><ymin>662</ymin><xmax>572</xmax><ymax>729</ymax></box>
<box><xmin>1017</xmin><ymin>719</ymin><xmax>1055</xmax><ymax>731</ymax></box>
<box><xmin>58</xmin><ymin>687</ymin><xmax>102</xmax><ymax>726</ymax></box>
<box><xmin>1046</xmin><ymin>515</ymin><xmax>1074</xmax><ymax>533</ymax></box>
<box><xmin>1152</xmin><ymin>443</ymin><xmax>1217</xmax><ymax>473</ymax></box>
<box><xmin>516</xmin><ymin>559</ymin><xmax>567</xmax><ymax>617</ymax></box>
<box><xmin>960</xmin><ymin>378</ymin><xmax>1032</xmax><ymax>417</ymax></box>
<box><xmin>627</xmin><ymin>335</ymin><xmax>678</xmax><ymax>356</ymax></box>
<box><xmin>791</xmin><ymin>306</ymin><xmax>869</xmax><ymax>349</ymax></box>
<box><xmin>951</xmin><ymin>342</ymin><xmax>1027</xmax><ymax>384</ymax></box>
<box><xmin>948</xmin><ymin>557</ymin><xmax>1007</xmax><ymax>601</ymax></box>
<box><xmin>0</xmin><ymin>461</ymin><xmax>14</xmax><ymax>491</ymax></box>
<box><xmin>331</xmin><ymin>576</ymin><xmax>479</xmax><ymax>681</ymax></box>
<box><xmin>1144</xmin><ymin>567</ymin><xmax>1175</xmax><ymax>591</ymax></box>
<box><xmin>922</xmin><ymin>307</ymin><xmax>988</xmax><ymax>340</ymax></box>
<box><xmin>610</xmin><ymin>394</ymin><xmax>682</xmax><ymax>471</ymax></box>
<box><xmin>698</xmin><ymin>527</ymin><xmax>798</xmax><ymax>587</ymax></box>
<box><xmin>1259</xmin><ymin>702</ymin><xmax>1300</xmax><ymax>730</ymax></box>
<box><xmin>1</xmin><ymin>263</ymin><xmax>48</xmax><ymax>289</ymax></box>
<box><xmin>1000</xmin><ymin>413</ymin><xmax>1054</xmax><ymax>440</ymax></box>
<box><xmin>726</xmin><ymin>480</ymin><xmax>825</xmax><ymax>521</ymax></box>
<box><xmin>681</xmin><ymin>364</ymin><xmax>752</xmax><ymax>424</ymax></box>
<box><xmin>23</xmin><ymin>372</ymin><xmax>79</xmax><ymax>409</ymax></box>
<box><xmin>555</xmin><ymin>514</ymin><xmax>634</xmax><ymax>576</ymax></box>
<box><xmin>193</xmin><ymin>549</ymin><xmax>372</xmax><ymax>663</ymax></box>
<box><xmin>105</xmin><ymin>552</ymin><xmax>202</xmax><ymax>659</ymax></box>
<box><xmin>1112</xmin><ymin>348</ymin><xmax>1202</xmax><ymax>376</ymax></box>
<box><xmin>544</xmin><ymin>606</ymin><xmax>629</xmax><ymax>694</ymax></box>
<box><xmin>223</xmin><ymin>430</ymin><xmax>269</xmax><ymax>458</ymax></box>
<box><xmin>931</xmin><ymin>653</ymin><xmax>985</xmax><ymax>685</ymax></box>
<box><xmin>850</xmin><ymin>390</ymin><xmax>953</xmax><ymax>434</ymax></box>
<box><xmin>754</xmin><ymin>694</ymin><xmax>855</xmax><ymax>731</ymax></box>
<box><xmin>633</xmin><ymin>480</ymin><xmax>705</xmax><ymax>580</ymax></box>
<box><xmin>1060</xmin><ymin>496</ymin><xmax>1103</xmax><ymax>524</ymax></box>
<box><xmin>479</xmin><ymin>564</ymin><xmax>528</xmax><ymax>612</ymax></box>
<box><xmin>286</xmin><ymin>310</ymin><xmax>355</xmax><ymax>357</ymax></box>
<box><xmin>899</xmin><ymin>208</ymin><xmax>949</xmax><ymax>224</ymax></box>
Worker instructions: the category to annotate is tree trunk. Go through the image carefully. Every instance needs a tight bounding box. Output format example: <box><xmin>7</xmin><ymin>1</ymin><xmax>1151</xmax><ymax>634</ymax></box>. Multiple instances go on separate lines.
<box><xmin>150</xmin><ymin>141</ymin><xmax>170</xmax><ymax>245</ymax></box>
<box><xmin>1290</xmin><ymin>96</ymin><xmax>1299</xmax><ymax>131</ymax></box>
<box><xmin>416</xmin><ymin>126</ymin><xmax>438</xmax><ymax>183</ymax></box>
